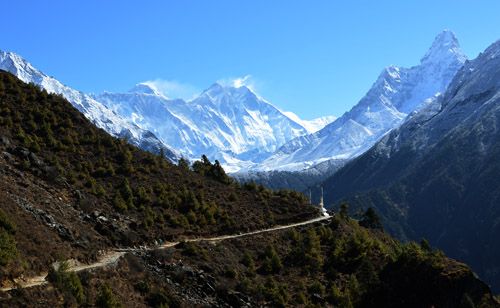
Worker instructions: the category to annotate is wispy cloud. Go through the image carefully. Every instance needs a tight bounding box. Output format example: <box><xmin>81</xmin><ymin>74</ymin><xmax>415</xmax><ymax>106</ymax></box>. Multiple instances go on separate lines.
<box><xmin>141</xmin><ymin>79</ymin><xmax>200</xmax><ymax>100</ymax></box>
<box><xmin>217</xmin><ymin>75</ymin><xmax>258</xmax><ymax>92</ymax></box>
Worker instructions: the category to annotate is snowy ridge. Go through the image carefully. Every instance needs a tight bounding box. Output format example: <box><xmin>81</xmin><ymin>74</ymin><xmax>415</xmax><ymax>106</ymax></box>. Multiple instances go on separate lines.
<box><xmin>253</xmin><ymin>30</ymin><xmax>467</xmax><ymax>171</ymax></box>
<box><xmin>282</xmin><ymin>111</ymin><xmax>336</xmax><ymax>134</ymax></box>
<box><xmin>96</xmin><ymin>82</ymin><xmax>335</xmax><ymax>172</ymax></box>
<box><xmin>0</xmin><ymin>51</ymin><xmax>179</xmax><ymax>161</ymax></box>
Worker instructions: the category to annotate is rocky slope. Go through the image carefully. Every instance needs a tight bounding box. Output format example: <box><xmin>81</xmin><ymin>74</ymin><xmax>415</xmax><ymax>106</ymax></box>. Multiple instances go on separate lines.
<box><xmin>322</xmin><ymin>38</ymin><xmax>500</xmax><ymax>292</ymax></box>
<box><xmin>2</xmin><ymin>214</ymin><xmax>498</xmax><ymax>307</ymax></box>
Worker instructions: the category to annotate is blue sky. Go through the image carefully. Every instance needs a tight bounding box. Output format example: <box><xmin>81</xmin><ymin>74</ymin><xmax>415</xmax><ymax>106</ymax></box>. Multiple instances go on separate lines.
<box><xmin>2</xmin><ymin>1</ymin><xmax>500</xmax><ymax>119</ymax></box>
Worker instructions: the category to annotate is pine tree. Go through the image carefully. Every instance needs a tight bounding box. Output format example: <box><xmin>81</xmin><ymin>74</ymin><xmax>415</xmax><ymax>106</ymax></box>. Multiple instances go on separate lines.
<box><xmin>359</xmin><ymin>207</ymin><xmax>383</xmax><ymax>230</ymax></box>
<box><xmin>339</xmin><ymin>202</ymin><xmax>349</xmax><ymax>219</ymax></box>
<box><xmin>96</xmin><ymin>284</ymin><xmax>121</xmax><ymax>308</ymax></box>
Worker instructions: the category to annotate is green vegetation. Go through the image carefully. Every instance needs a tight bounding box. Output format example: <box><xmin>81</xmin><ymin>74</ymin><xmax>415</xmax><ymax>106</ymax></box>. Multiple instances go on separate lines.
<box><xmin>0</xmin><ymin>70</ymin><xmax>318</xmax><ymax>247</ymax></box>
<box><xmin>359</xmin><ymin>207</ymin><xmax>383</xmax><ymax>230</ymax></box>
<box><xmin>260</xmin><ymin>245</ymin><xmax>283</xmax><ymax>274</ymax></box>
<box><xmin>289</xmin><ymin>228</ymin><xmax>324</xmax><ymax>272</ymax></box>
<box><xmin>0</xmin><ymin>230</ymin><xmax>18</xmax><ymax>267</ymax></box>
<box><xmin>172</xmin><ymin>209</ymin><xmax>498</xmax><ymax>307</ymax></box>
<box><xmin>0</xmin><ymin>71</ymin><xmax>496</xmax><ymax>307</ymax></box>
<box><xmin>180</xmin><ymin>241</ymin><xmax>208</xmax><ymax>259</ymax></box>
<box><xmin>47</xmin><ymin>261</ymin><xmax>85</xmax><ymax>305</ymax></box>
<box><xmin>192</xmin><ymin>154</ymin><xmax>232</xmax><ymax>184</ymax></box>
<box><xmin>95</xmin><ymin>284</ymin><xmax>122</xmax><ymax>308</ymax></box>
<box><xmin>0</xmin><ymin>209</ymin><xmax>18</xmax><ymax>268</ymax></box>
<box><xmin>0</xmin><ymin>208</ymin><xmax>16</xmax><ymax>234</ymax></box>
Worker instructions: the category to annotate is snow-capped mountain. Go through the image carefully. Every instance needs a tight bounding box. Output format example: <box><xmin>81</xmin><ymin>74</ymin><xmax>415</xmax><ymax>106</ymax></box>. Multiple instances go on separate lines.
<box><xmin>95</xmin><ymin>83</ymin><xmax>335</xmax><ymax>172</ymax></box>
<box><xmin>0</xmin><ymin>50</ymin><xmax>179</xmax><ymax>161</ymax></box>
<box><xmin>0</xmin><ymin>49</ymin><xmax>335</xmax><ymax>171</ymax></box>
<box><xmin>282</xmin><ymin>111</ymin><xmax>336</xmax><ymax>134</ymax></box>
<box><xmin>322</xmin><ymin>37</ymin><xmax>500</xmax><ymax>292</ymax></box>
<box><xmin>254</xmin><ymin>30</ymin><xmax>467</xmax><ymax>171</ymax></box>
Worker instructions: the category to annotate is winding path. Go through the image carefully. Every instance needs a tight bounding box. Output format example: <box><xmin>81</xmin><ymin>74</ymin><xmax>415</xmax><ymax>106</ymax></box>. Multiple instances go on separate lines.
<box><xmin>0</xmin><ymin>214</ymin><xmax>332</xmax><ymax>292</ymax></box>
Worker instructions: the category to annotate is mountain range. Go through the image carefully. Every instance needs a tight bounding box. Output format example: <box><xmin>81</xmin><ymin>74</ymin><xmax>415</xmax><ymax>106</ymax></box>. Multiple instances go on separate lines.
<box><xmin>0</xmin><ymin>49</ymin><xmax>338</xmax><ymax>173</ymax></box>
<box><xmin>95</xmin><ymin>83</ymin><xmax>334</xmax><ymax>172</ymax></box>
<box><xmin>1</xmin><ymin>30</ymin><xmax>465</xmax><ymax>176</ymax></box>
<box><xmin>0</xmin><ymin>68</ymin><xmax>496</xmax><ymax>305</ymax></box>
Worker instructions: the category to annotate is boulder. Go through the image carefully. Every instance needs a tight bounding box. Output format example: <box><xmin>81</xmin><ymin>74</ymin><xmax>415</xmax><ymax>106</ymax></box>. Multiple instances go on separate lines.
<box><xmin>0</xmin><ymin>135</ymin><xmax>10</xmax><ymax>146</ymax></box>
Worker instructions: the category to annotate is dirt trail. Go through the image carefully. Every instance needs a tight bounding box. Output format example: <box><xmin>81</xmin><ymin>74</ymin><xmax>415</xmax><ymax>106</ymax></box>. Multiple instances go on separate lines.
<box><xmin>0</xmin><ymin>250</ymin><xmax>126</xmax><ymax>292</ymax></box>
<box><xmin>169</xmin><ymin>214</ymin><xmax>332</xmax><ymax>246</ymax></box>
<box><xmin>0</xmin><ymin>215</ymin><xmax>331</xmax><ymax>292</ymax></box>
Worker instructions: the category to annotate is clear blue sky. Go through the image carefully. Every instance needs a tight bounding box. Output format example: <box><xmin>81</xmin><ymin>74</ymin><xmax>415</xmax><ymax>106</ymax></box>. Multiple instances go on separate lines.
<box><xmin>2</xmin><ymin>1</ymin><xmax>499</xmax><ymax>119</ymax></box>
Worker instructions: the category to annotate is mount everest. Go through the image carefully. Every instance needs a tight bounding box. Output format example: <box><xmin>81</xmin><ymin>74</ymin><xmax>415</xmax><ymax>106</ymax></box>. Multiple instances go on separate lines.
<box><xmin>95</xmin><ymin>83</ymin><xmax>334</xmax><ymax>172</ymax></box>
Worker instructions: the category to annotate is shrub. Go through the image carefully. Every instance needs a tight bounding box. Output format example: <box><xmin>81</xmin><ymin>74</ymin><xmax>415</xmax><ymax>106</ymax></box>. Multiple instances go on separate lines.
<box><xmin>113</xmin><ymin>194</ymin><xmax>128</xmax><ymax>211</ymax></box>
<box><xmin>96</xmin><ymin>283</ymin><xmax>121</xmax><ymax>308</ymax></box>
<box><xmin>261</xmin><ymin>245</ymin><xmax>283</xmax><ymax>274</ymax></box>
<box><xmin>262</xmin><ymin>278</ymin><xmax>288</xmax><ymax>307</ymax></box>
<box><xmin>47</xmin><ymin>261</ymin><xmax>85</xmax><ymax>304</ymax></box>
<box><xmin>134</xmin><ymin>280</ymin><xmax>150</xmax><ymax>295</ymax></box>
<box><xmin>0</xmin><ymin>209</ymin><xmax>16</xmax><ymax>234</ymax></box>
<box><xmin>192</xmin><ymin>155</ymin><xmax>231</xmax><ymax>184</ymax></box>
<box><xmin>339</xmin><ymin>202</ymin><xmax>349</xmax><ymax>219</ymax></box>
<box><xmin>0</xmin><ymin>230</ymin><xmax>18</xmax><ymax>266</ymax></box>
<box><xmin>177</xmin><ymin>157</ymin><xmax>190</xmax><ymax>170</ymax></box>
<box><xmin>308</xmin><ymin>281</ymin><xmax>325</xmax><ymax>297</ymax></box>
<box><xmin>119</xmin><ymin>179</ymin><xmax>134</xmax><ymax>208</ymax></box>
<box><xmin>0</xmin><ymin>209</ymin><xmax>18</xmax><ymax>267</ymax></box>
<box><xmin>148</xmin><ymin>290</ymin><xmax>175</xmax><ymax>308</ymax></box>
<box><xmin>359</xmin><ymin>207</ymin><xmax>383</xmax><ymax>230</ymax></box>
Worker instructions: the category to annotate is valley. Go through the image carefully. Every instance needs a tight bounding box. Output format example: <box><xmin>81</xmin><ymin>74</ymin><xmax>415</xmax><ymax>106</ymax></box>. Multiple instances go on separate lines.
<box><xmin>0</xmin><ymin>68</ymin><xmax>497</xmax><ymax>306</ymax></box>
<box><xmin>1</xmin><ymin>5</ymin><xmax>500</xmax><ymax>304</ymax></box>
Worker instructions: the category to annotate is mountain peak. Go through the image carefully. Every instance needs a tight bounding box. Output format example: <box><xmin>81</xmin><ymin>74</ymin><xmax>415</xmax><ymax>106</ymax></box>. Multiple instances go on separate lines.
<box><xmin>202</xmin><ymin>82</ymin><xmax>255</xmax><ymax>98</ymax></box>
<box><xmin>420</xmin><ymin>30</ymin><xmax>467</xmax><ymax>65</ymax></box>
<box><xmin>207</xmin><ymin>82</ymin><xmax>225</xmax><ymax>92</ymax></box>
<box><xmin>433</xmin><ymin>29</ymin><xmax>459</xmax><ymax>47</ymax></box>
<box><xmin>0</xmin><ymin>50</ymin><xmax>45</xmax><ymax>82</ymax></box>
<box><xmin>128</xmin><ymin>83</ymin><xmax>163</xmax><ymax>96</ymax></box>
<box><xmin>0</xmin><ymin>50</ymin><xmax>24</xmax><ymax>66</ymax></box>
